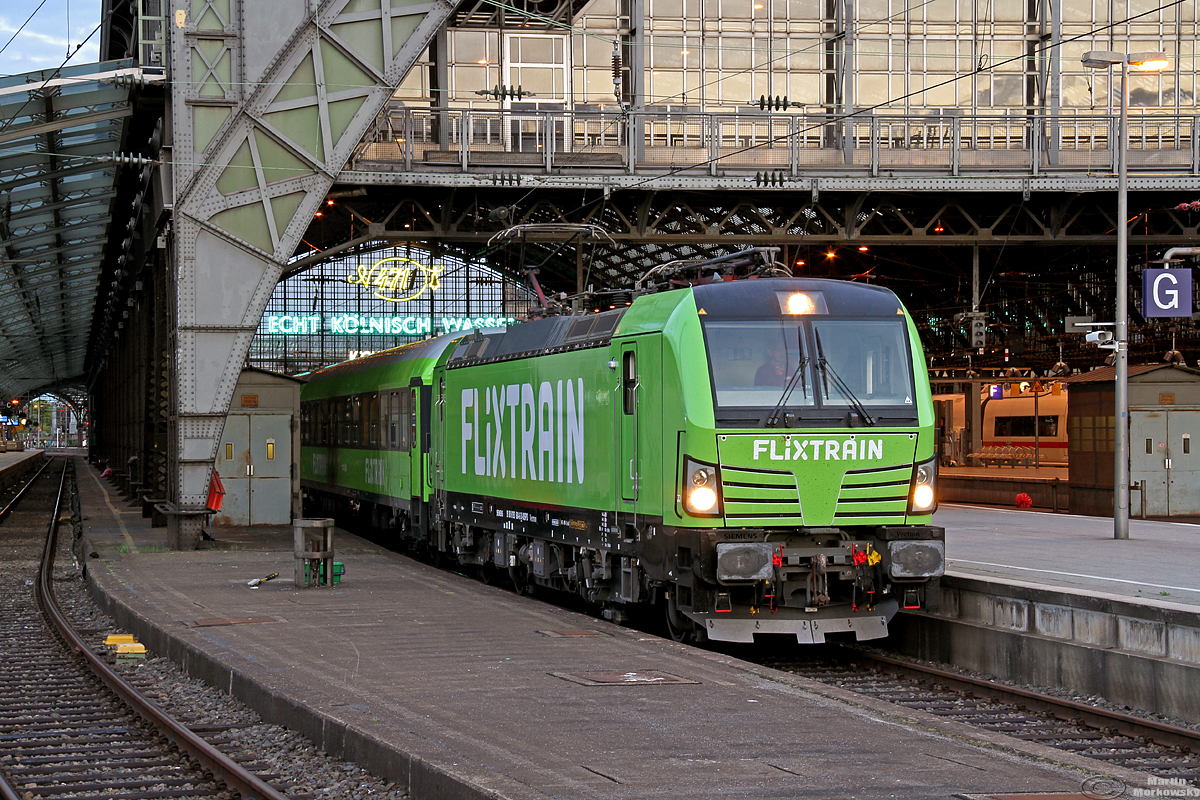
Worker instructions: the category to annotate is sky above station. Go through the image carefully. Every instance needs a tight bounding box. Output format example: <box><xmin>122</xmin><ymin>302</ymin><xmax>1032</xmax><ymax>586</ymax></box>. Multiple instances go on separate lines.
<box><xmin>1</xmin><ymin>0</ymin><xmax>102</xmax><ymax>77</ymax></box>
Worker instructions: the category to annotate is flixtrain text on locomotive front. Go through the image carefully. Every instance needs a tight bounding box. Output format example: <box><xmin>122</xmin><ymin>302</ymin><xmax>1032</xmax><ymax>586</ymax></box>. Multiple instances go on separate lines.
<box><xmin>300</xmin><ymin>248</ymin><xmax>945</xmax><ymax>644</ymax></box>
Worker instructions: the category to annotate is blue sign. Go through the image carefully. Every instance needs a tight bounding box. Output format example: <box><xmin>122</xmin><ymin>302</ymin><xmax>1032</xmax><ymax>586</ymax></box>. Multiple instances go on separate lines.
<box><xmin>1143</xmin><ymin>268</ymin><xmax>1192</xmax><ymax>318</ymax></box>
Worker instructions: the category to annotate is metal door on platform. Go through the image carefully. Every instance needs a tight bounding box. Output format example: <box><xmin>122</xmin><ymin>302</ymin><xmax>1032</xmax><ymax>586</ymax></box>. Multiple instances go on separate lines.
<box><xmin>215</xmin><ymin>415</ymin><xmax>250</xmax><ymax>524</ymax></box>
<box><xmin>1130</xmin><ymin>410</ymin><xmax>1200</xmax><ymax>516</ymax></box>
<box><xmin>215</xmin><ymin>413</ymin><xmax>292</xmax><ymax>525</ymax></box>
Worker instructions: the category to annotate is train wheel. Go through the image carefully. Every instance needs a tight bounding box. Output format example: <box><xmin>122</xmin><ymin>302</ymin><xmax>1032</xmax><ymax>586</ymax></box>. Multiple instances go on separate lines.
<box><xmin>665</xmin><ymin>596</ymin><xmax>697</xmax><ymax>643</ymax></box>
<box><xmin>509</xmin><ymin>564</ymin><xmax>535</xmax><ymax>596</ymax></box>
<box><xmin>477</xmin><ymin>561</ymin><xmax>501</xmax><ymax>586</ymax></box>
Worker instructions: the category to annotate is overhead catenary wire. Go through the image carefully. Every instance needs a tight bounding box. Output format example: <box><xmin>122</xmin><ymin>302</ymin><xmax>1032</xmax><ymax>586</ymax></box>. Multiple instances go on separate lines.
<box><xmin>0</xmin><ymin>1</ymin><xmax>125</xmax><ymax>135</ymax></box>
<box><xmin>0</xmin><ymin>0</ymin><xmax>52</xmax><ymax>60</ymax></box>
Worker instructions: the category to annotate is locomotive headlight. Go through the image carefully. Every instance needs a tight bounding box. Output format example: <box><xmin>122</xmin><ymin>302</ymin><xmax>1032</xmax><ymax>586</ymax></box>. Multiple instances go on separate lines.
<box><xmin>690</xmin><ymin>486</ymin><xmax>718</xmax><ymax>511</ymax></box>
<box><xmin>912</xmin><ymin>484</ymin><xmax>934</xmax><ymax>509</ymax></box>
<box><xmin>776</xmin><ymin>290</ymin><xmax>829</xmax><ymax>315</ymax></box>
<box><xmin>908</xmin><ymin>456</ymin><xmax>938</xmax><ymax>514</ymax></box>
<box><xmin>683</xmin><ymin>457</ymin><xmax>722</xmax><ymax>517</ymax></box>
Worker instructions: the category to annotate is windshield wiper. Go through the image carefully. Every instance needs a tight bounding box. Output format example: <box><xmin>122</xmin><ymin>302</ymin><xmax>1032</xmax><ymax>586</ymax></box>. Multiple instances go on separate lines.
<box><xmin>814</xmin><ymin>329</ymin><xmax>875</xmax><ymax>426</ymax></box>
<box><xmin>766</xmin><ymin>328</ymin><xmax>808</xmax><ymax>428</ymax></box>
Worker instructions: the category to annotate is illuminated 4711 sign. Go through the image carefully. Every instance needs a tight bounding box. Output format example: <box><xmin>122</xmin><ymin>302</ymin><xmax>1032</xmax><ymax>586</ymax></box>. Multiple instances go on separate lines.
<box><xmin>346</xmin><ymin>257</ymin><xmax>443</xmax><ymax>303</ymax></box>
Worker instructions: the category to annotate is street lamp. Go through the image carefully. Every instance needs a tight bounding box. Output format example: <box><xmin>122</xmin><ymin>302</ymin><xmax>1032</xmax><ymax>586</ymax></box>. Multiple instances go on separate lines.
<box><xmin>1080</xmin><ymin>50</ymin><xmax>1169</xmax><ymax>540</ymax></box>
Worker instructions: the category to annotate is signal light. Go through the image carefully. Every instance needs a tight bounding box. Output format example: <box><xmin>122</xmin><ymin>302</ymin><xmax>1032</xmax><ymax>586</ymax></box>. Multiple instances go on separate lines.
<box><xmin>970</xmin><ymin>318</ymin><xmax>986</xmax><ymax>348</ymax></box>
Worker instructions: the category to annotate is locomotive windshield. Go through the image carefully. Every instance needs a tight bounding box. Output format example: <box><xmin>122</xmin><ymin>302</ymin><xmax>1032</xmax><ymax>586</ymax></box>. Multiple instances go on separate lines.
<box><xmin>703</xmin><ymin>320</ymin><xmax>815</xmax><ymax>409</ymax></box>
<box><xmin>702</xmin><ymin>317</ymin><xmax>916</xmax><ymax>426</ymax></box>
<box><xmin>810</xmin><ymin>319</ymin><xmax>914</xmax><ymax>407</ymax></box>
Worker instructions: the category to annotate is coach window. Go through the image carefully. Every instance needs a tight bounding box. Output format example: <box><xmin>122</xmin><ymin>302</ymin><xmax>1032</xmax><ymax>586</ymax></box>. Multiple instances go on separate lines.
<box><xmin>623</xmin><ymin>351</ymin><xmax>637</xmax><ymax>414</ymax></box>
<box><xmin>354</xmin><ymin>396</ymin><xmax>366</xmax><ymax>446</ymax></box>
<box><xmin>366</xmin><ymin>392</ymin><xmax>379</xmax><ymax>447</ymax></box>
<box><xmin>385</xmin><ymin>391</ymin><xmax>395</xmax><ymax>449</ymax></box>
<box><xmin>343</xmin><ymin>397</ymin><xmax>354</xmax><ymax>446</ymax></box>
<box><xmin>400</xmin><ymin>390</ymin><xmax>411</xmax><ymax>450</ymax></box>
<box><xmin>410</xmin><ymin>388</ymin><xmax>418</xmax><ymax>449</ymax></box>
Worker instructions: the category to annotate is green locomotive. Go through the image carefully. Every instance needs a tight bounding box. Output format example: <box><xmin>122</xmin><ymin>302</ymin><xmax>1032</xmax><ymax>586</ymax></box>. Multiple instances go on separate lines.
<box><xmin>301</xmin><ymin>255</ymin><xmax>944</xmax><ymax>643</ymax></box>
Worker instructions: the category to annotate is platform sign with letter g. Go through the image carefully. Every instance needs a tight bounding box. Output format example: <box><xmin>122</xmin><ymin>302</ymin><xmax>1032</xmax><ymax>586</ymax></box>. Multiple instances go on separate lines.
<box><xmin>1142</xmin><ymin>268</ymin><xmax>1192</xmax><ymax>318</ymax></box>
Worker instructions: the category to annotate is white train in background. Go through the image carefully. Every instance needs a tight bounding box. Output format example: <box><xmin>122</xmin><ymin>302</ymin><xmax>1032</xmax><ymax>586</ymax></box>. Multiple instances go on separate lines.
<box><xmin>933</xmin><ymin>385</ymin><xmax>1068</xmax><ymax>467</ymax></box>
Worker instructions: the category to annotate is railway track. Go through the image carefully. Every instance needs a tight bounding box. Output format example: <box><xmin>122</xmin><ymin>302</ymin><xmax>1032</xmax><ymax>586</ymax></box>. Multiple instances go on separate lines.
<box><xmin>761</xmin><ymin>645</ymin><xmax>1200</xmax><ymax>783</ymax></box>
<box><xmin>0</xmin><ymin>456</ymin><xmax>290</xmax><ymax>800</ymax></box>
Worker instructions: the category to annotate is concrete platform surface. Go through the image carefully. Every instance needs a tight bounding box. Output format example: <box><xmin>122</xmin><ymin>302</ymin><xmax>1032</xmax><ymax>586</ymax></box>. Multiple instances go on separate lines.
<box><xmin>72</xmin><ymin>459</ymin><xmax>1146</xmax><ymax>800</ymax></box>
<box><xmin>937</xmin><ymin>503</ymin><xmax>1200</xmax><ymax>608</ymax></box>
<box><xmin>0</xmin><ymin>448</ymin><xmax>42</xmax><ymax>472</ymax></box>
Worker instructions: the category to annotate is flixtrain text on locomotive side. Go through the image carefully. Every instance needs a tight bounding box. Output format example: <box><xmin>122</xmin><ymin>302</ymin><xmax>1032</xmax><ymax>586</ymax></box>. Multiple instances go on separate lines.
<box><xmin>300</xmin><ymin>257</ymin><xmax>945</xmax><ymax>644</ymax></box>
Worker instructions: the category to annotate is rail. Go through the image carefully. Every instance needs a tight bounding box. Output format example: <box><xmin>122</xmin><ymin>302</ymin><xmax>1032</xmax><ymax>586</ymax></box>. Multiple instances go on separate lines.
<box><xmin>355</xmin><ymin>107</ymin><xmax>1200</xmax><ymax>179</ymax></box>
<box><xmin>32</xmin><ymin>459</ymin><xmax>290</xmax><ymax>800</ymax></box>
<box><xmin>855</xmin><ymin>648</ymin><xmax>1200</xmax><ymax>754</ymax></box>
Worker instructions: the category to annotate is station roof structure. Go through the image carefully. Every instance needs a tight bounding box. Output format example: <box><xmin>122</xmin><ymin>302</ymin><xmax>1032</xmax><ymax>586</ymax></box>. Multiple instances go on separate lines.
<box><xmin>0</xmin><ymin>60</ymin><xmax>137</xmax><ymax>403</ymax></box>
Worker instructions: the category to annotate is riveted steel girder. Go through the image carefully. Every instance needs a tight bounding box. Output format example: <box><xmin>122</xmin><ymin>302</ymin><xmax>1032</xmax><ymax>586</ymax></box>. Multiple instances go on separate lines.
<box><xmin>166</xmin><ymin>0</ymin><xmax>456</xmax><ymax>544</ymax></box>
<box><xmin>289</xmin><ymin>185</ymin><xmax>1200</xmax><ymax>289</ymax></box>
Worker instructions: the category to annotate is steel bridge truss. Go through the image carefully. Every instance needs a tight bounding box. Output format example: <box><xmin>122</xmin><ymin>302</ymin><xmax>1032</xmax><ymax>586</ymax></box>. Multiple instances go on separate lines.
<box><xmin>284</xmin><ymin>184</ymin><xmax>1200</xmax><ymax>376</ymax></box>
<box><xmin>292</xmin><ymin>186</ymin><xmax>1200</xmax><ymax>285</ymax></box>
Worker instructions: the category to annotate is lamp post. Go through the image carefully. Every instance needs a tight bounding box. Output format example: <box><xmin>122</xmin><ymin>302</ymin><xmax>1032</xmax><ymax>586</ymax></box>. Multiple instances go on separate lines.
<box><xmin>1081</xmin><ymin>50</ymin><xmax>1169</xmax><ymax>540</ymax></box>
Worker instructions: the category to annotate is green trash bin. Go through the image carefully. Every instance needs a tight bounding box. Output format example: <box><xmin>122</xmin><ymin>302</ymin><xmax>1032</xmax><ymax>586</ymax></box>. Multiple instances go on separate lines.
<box><xmin>317</xmin><ymin>561</ymin><xmax>346</xmax><ymax>585</ymax></box>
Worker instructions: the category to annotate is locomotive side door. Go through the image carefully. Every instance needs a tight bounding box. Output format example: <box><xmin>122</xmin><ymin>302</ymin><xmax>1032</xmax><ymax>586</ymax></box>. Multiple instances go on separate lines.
<box><xmin>619</xmin><ymin>342</ymin><xmax>640</xmax><ymax>502</ymax></box>
<box><xmin>433</xmin><ymin>376</ymin><xmax>447</xmax><ymax>519</ymax></box>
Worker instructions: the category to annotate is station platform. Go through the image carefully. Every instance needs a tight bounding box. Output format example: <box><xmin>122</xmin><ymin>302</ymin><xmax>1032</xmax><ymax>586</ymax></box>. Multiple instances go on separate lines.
<box><xmin>0</xmin><ymin>448</ymin><xmax>44</xmax><ymax>486</ymax></box>
<box><xmin>940</xmin><ymin>465</ymin><xmax>1070</xmax><ymax>512</ymax></box>
<box><xmin>938</xmin><ymin>503</ymin><xmax>1200</xmax><ymax>607</ymax></box>
<box><xmin>73</xmin><ymin>457</ymin><xmax>1166</xmax><ymax>800</ymax></box>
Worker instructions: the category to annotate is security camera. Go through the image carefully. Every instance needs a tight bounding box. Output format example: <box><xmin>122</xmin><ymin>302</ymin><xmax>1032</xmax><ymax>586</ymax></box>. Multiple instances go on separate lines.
<box><xmin>1085</xmin><ymin>330</ymin><xmax>1113</xmax><ymax>345</ymax></box>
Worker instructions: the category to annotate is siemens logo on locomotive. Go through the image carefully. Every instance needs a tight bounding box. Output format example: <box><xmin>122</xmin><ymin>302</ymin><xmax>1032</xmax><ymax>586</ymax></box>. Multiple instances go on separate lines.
<box><xmin>461</xmin><ymin>379</ymin><xmax>586</xmax><ymax>483</ymax></box>
<box><xmin>752</xmin><ymin>437</ymin><xmax>885</xmax><ymax>462</ymax></box>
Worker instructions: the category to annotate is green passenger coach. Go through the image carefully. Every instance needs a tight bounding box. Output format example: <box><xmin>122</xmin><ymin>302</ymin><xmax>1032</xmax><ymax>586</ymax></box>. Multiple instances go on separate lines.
<box><xmin>301</xmin><ymin>268</ymin><xmax>945</xmax><ymax>644</ymax></box>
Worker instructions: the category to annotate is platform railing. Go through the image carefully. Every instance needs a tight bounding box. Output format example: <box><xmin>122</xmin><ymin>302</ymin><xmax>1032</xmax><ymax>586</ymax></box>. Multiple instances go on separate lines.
<box><xmin>355</xmin><ymin>107</ymin><xmax>1200</xmax><ymax>179</ymax></box>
